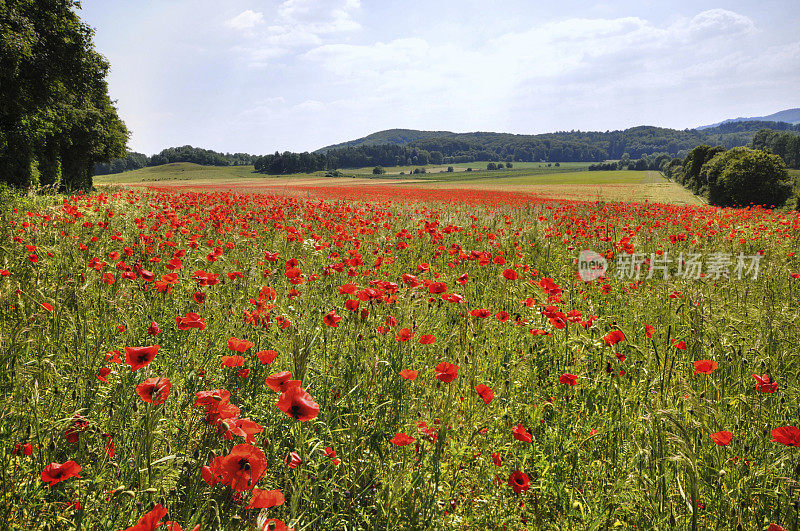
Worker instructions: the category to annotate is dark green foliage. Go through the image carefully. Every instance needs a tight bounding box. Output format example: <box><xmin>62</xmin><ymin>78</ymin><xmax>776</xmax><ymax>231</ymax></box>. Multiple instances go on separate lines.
<box><xmin>682</xmin><ymin>145</ymin><xmax>726</xmax><ymax>194</ymax></box>
<box><xmin>751</xmin><ymin>129</ymin><xmax>800</xmax><ymax>169</ymax></box>
<box><xmin>310</xmin><ymin>123</ymin><xmax>800</xmax><ymax>169</ymax></box>
<box><xmin>0</xmin><ymin>0</ymin><xmax>128</xmax><ymax>190</ymax></box>
<box><xmin>97</xmin><ymin>146</ymin><xmax>257</xmax><ymax>175</ymax></box>
<box><xmin>700</xmin><ymin>147</ymin><xmax>793</xmax><ymax>207</ymax></box>
<box><xmin>372</xmin><ymin>166</ymin><xmax>385</xmax><ymax>175</ymax></box>
<box><xmin>253</xmin><ymin>151</ymin><xmax>329</xmax><ymax>174</ymax></box>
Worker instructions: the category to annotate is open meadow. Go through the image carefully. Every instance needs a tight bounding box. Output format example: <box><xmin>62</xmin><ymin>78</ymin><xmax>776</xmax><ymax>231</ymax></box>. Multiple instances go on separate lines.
<box><xmin>95</xmin><ymin>164</ymin><xmax>702</xmax><ymax>206</ymax></box>
<box><xmin>1</xmin><ymin>182</ymin><xmax>799</xmax><ymax>530</ymax></box>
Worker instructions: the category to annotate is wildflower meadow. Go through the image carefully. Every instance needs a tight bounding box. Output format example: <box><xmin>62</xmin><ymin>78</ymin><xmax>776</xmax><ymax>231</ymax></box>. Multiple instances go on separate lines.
<box><xmin>2</xmin><ymin>185</ymin><xmax>800</xmax><ymax>530</ymax></box>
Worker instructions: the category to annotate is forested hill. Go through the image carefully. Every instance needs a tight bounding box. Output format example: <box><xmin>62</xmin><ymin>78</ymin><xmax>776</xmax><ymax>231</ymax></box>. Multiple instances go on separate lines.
<box><xmin>94</xmin><ymin>145</ymin><xmax>257</xmax><ymax>175</ymax></box>
<box><xmin>311</xmin><ymin>121</ymin><xmax>800</xmax><ymax>166</ymax></box>
<box><xmin>319</xmin><ymin>129</ymin><xmax>456</xmax><ymax>151</ymax></box>
<box><xmin>698</xmin><ymin>108</ymin><xmax>800</xmax><ymax>129</ymax></box>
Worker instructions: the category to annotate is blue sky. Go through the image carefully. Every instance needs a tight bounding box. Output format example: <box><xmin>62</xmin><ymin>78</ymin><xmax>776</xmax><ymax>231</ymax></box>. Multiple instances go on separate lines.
<box><xmin>79</xmin><ymin>0</ymin><xmax>800</xmax><ymax>155</ymax></box>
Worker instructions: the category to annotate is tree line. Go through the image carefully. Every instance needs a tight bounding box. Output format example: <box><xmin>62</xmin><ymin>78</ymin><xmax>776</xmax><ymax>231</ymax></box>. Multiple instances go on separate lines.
<box><xmin>751</xmin><ymin>129</ymin><xmax>800</xmax><ymax>169</ymax></box>
<box><xmin>662</xmin><ymin>145</ymin><xmax>793</xmax><ymax>208</ymax></box>
<box><xmin>249</xmin><ymin>122</ymin><xmax>800</xmax><ymax>175</ymax></box>
<box><xmin>94</xmin><ymin>146</ymin><xmax>258</xmax><ymax>175</ymax></box>
<box><xmin>1</xmin><ymin>0</ymin><xmax>128</xmax><ymax>191</ymax></box>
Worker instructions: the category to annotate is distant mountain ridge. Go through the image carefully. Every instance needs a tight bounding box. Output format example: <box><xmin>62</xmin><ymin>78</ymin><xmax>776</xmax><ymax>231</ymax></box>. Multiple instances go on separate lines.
<box><xmin>697</xmin><ymin>108</ymin><xmax>800</xmax><ymax>129</ymax></box>
<box><xmin>317</xmin><ymin>108</ymin><xmax>800</xmax><ymax>153</ymax></box>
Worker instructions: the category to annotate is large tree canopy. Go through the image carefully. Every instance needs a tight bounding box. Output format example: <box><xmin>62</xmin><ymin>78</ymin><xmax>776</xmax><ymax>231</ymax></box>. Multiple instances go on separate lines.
<box><xmin>701</xmin><ymin>147</ymin><xmax>793</xmax><ymax>208</ymax></box>
<box><xmin>0</xmin><ymin>0</ymin><xmax>128</xmax><ymax>191</ymax></box>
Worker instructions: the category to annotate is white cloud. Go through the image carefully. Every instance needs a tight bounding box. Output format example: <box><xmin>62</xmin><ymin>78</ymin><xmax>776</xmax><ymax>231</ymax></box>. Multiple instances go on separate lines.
<box><xmin>227</xmin><ymin>0</ymin><xmax>361</xmax><ymax>67</ymax></box>
<box><xmin>225</xmin><ymin>9</ymin><xmax>264</xmax><ymax>30</ymax></box>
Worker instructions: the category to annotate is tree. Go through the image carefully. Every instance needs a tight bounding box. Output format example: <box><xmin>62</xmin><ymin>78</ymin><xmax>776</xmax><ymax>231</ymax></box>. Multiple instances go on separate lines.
<box><xmin>700</xmin><ymin>147</ymin><xmax>793</xmax><ymax>208</ymax></box>
<box><xmin>683</xmin><ymin>145</ymin><xmax>725</xmax><ymax>193</ymax></box>
<box><xmin>0</xmin><ymin>0</ymin><xmax>128</xmax><ymax>190</ymax></box>
<box><xmin>372</xmin><ymin>166</ymin><xmax>385</xmax><ymax>175</ymax></box>
<box><xmin>446</xmin><ymin>166</ymin><xmax>454</xmax><ymax>172</ymax></box>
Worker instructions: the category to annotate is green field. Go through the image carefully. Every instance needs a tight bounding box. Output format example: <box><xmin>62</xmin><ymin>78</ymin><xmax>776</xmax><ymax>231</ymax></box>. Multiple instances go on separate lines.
<box><xmin>94</xmin><ymin>163</ymin><xmax>263</xmax><ymax>184</ymax></box>
<box><xmin>95</xmin><ymin>161</ymin><xmax>597</xmax><ymax>185</ymax></box>
<box><xmin>345</xmin><ymin>161</ymin><xmax>593</xmax><ymax>176</ymax></box>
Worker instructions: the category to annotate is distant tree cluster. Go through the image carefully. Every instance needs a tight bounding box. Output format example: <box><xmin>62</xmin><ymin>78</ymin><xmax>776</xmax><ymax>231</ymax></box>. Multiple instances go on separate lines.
<box><xmin>1</xmin><ymin>0</ymin><xmax>128</xmax><ymax>190</ymax></box>
<box><xmin>95</xmin><ymin>146</ymin><xmax>258</xmax><ymax>175</ymax></box>
<box><xmin>664</xmin><ymin>145</ymin><xmax>793</xmax><ymax>208</ymax></box>
<box><xmin>252</xmin><ymin>151</ymin><xmax>329</xmax><ymax>174</ymax></box>
<box><xmin>751</xmin><ymin>129</ymin><xmax>800</xmax><ymax>169</ymax></box>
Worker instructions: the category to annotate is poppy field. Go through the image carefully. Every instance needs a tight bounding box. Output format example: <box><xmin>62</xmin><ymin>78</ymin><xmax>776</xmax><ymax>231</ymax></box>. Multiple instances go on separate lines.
<box><xmin>2</xmin><ymin>184</ymin><xmax>800</xmax><ymax>530</ymax></box>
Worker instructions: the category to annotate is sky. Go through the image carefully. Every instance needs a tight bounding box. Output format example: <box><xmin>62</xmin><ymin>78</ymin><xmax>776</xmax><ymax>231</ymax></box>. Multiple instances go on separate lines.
<box><xmin>79</xmin><ymin>0</ymin><xmax>800</xmax><ymax>156</ymax></box>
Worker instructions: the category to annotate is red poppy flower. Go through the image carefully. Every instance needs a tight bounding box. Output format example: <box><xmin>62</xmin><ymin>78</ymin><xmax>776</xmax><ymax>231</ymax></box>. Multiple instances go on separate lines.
<box><xmin>97</xmin><ymin>367</ymin><xmax>112</xmax><ymax>382</ymax></box>
<box><xmin>771</xmin><ymin>426</ymin><xmax>800</xmax><ymax>447</ymax></box>
<box><xmin>221</xmin><ymin>355</ymin><xmax>245</xmax><ymax>368</ymax></box>
<box><xmin>41</xmin><ymin>302</ymin><xmax>53</xmax><ymax>312</ymax></box>
<box><xmin>125</xmin><ymin>345</ymin><xmax>160</xmax><ymax>371</ymax></box>
<box><xmin>395</xmin><ymin>328</ymin><xmax>414</xmax><ymax>342</ymax></box>
<box><xmin>41</xmin><ymin>461</ymin><xmax>81</xmax><ymax>486</ymax></box>
<box><xmin>492</xmin><ymin>452</ymin><xmax>502</xmax><ymax>466</ymax></box>
<box><xmin>266</xmin><ymin>371</ymin><xmax>301</xmax><ymax>393</ymax></box>
<box><xmin>475</xmin><ymin>384</ymin><xmax>494</xmax><ymax>404</ymax></box>
<box><xmin>434</xmin><ymin>362</ymin><xmax>459</xmax><ymax>383</ymax></box>
<box><xmin>246</xmin><ymin>488</ymin><xmax>285</xmax><ymax>509</ymax></box>
<box><xmin>753</xmin><ymin>374</ymin><xmax>778</xmax><ymax>393</ymax></box>
<box><xmin>256</xmin><ymin>350</ymin><xmax>279</xmax><ymax>364</ymax></box>
<box><xmin>496</xmin><ymin>311</ymin><xmax>510</xmax><ymax>322</ymax></box>
<box><xmin>469</xmin><ymin>308</ymin><xmax>491</xmax><ymax>318</ymax></box>
<box><xmin>276</xmin><ymin>386</ymin><xmax>320</xmax><ymax>422</ymax></box>
<box><xmin>709</xmin><ymin>431</ymin><xmax>732</xmax><ymax>446</ymax></box>
<box><xmin>338</xmin><ymin>283</ymin><xmax>358</xmax><ymax>294</ymax></box>
<box><xmin>502</xmin><ymin>268</ymin><xmax>518</xmax><ymax>280</ymax></box>
<box><xmin>123</xmin><ymin>504</ymin><xmax>168</xmax><ymax>531</ymax></box>
<box><xmin>285</xmin><ymin>451</ymin><xmax>302</xmax><ymax>468</ymax></box>
<box><xmin>223</xmin><ymin>336</ymin><xmax>253</xmax><ymax>353</ymax></box>
<box><xmin>559</xmin><ymin>373</ymin><xmax>578</xmax><ymax>386</ymax></box>
<box><xmin>512</xmin><ymin>423</ymin><xmax>532</xmax><ymax>443</ymax></box>
<box><xmin>508</xmin><ymin>471</ymin><xmax>530</xmax><ymax>493</ymax></box>
<box><xmin>123</xmin><ymin>504</ymin><xmax>167</xmax><ymax>531</ymax></box>
<box><xmin>419</xmin><ymin>334</ymin><xmax>436</xmax><ymax>344</ymax></box>
<box><xmin>390</xmin><ymin>433</ymin><xmax>415</xmax><ymax>446</ymax></box>
<box><xmin>428</xmin><ymin>281</ymin><xmax>447</xmax><ymax>294</ymax></box>
<box><xmin>768</xmin><ymin>524</ymin><xmax>788</xmax><ymax>531</ymax></box>
<box><xmin>672</xmin><ymin>339</ymin><xmax>687</xmax><ymax>350</ymax></box>
<box><xmin>323</xmin><ymin>310</ymin><xmax>341</xmax><ymax>327</ymax></box>
<box><xmin>136</xmin><ymin>377</ymin><xmax>171</xmax><ymax>405</ymax></box>
<box><xmin>194</xmin><ymin>292</ymin><xmax>206</xmax><ymax>304</ymax></box>
<box><xmin>399</xmin><ymin>369</ymin><xmax>418</xmax><ymax>380</ymax></box>
<box><xmin>345</xmin><ymin>299</ymin><xmax>360</xmax><ymax>312</ymax></box>
<box><xmin>693</xmin><ymin>360</ymin><xmax>718</xmax><ymax>375</ymax></box>
<box><xmin>146</xmin><ymin>322</ymin><xmax>161</xmax><ymax>336</ymax></box>
<box><xmin>603</xmin><ymin>330</ymin><xmax>625</xmax><ymax>346</ymax></box>
<box><xmin>644</xmin><ymin>324</ymin><xmax>654</xmax><ymax>338</ymax></box>
<box><xmin>13</xmin><ymin>442</ymin><xmax>33</xmax><ymax>456</ymax></box>
<box><xmin>222</xmin><ymin>417</ymin><xmax>264</xmax><ymax>443</ymax></box>
<box><xmin>176</xmin><ymin>312</ymin><xmax>206</xmax><ymax>331</ymax></box>
<box><xmin>324</xmin><ymin>446</ymin><xmax>341</xmax><ymax>465</ymax></box>
<box><xmin>210</xmin><ymin>443</ymin><xmax>267</xmax><ymax>491</ymax></box>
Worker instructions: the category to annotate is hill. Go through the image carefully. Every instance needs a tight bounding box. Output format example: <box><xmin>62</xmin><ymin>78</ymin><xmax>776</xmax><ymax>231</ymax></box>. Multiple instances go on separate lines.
<box><xmin>698</xmin><ymin>107</ymin><xmax>800</xmax><ymax>129</ymax></box>
<box><xmin>317</xmin><ymin>129</ymin><xmax>456</xmax><ymax>151</ymax></box>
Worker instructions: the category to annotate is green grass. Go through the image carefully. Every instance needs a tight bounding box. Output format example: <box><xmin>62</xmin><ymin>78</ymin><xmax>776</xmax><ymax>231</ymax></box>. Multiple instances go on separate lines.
<box><xmin>94</xmin><ymin>163</ymin><xmax>263</xmax><ymax>184</ymax></box>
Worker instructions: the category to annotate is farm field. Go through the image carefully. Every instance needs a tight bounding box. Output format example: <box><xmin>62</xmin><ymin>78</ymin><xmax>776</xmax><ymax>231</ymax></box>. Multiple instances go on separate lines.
<box><xmin>97</xmin><ymin>164</ymin><xmax>701</xmax><ymax>205</ymax></box>
<box><xmin>1</xmin><ymin>184</ymin><xmax>799</xmax><ymax>530</ymax></box>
